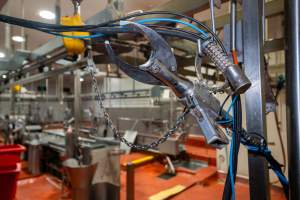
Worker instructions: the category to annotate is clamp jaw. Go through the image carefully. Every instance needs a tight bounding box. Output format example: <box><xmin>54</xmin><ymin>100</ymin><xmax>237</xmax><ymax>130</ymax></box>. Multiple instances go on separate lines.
<box><xmin>104</xmin><ymin>22</ymin><xmax>250</xmax><ymax>148</ymax></box>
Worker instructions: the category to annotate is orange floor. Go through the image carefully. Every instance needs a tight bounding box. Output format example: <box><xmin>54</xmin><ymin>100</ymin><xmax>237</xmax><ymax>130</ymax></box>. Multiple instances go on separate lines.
<box><xmin>16</xmin><ymin>152</ymin><xmax>286</xmax><ymax>200</ymax></box>
<box><xmin>9</xmin><ymin>135</ymin><xmax>285</xmax><ymax>200</ymax></box>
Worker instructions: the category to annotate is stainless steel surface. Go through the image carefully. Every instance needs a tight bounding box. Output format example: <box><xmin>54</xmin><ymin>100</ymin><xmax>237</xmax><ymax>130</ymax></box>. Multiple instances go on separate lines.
<box><xmin>63</xmin><ymin>159</ymin><xmax>97</xmax><ymax>200</ymax></box>
<box><xmin>28</xmin><ymin>143</ymin><xmax>41</xmax><ymax>175</ymax></box>
<box><xmin>242</xmin><ymin>0</ymin><xmax>270</xmax><ymax>199</ymax></box>
<box><xmin>285</xmin><ymin>0</ymin><xmax>300</xmax><ymax>198</ymax></box>
<box><xmin>105</xmin><ymin>21</ymin><xmax>177</xmax><ymax>85</ymax></box>
<box><xmin>202</xmin><ymin>40</ymin><xmax>251</xmax><ymax>94</ymax></box>
<box><xmin>91</xmin><ymin>147</ymin><xmax>120</xmax><ymax>200</ymax></box>
<box><xmin>104</xmin><ymin>23</ymin><xmax>228</xmax><ymax>148</ymax></box>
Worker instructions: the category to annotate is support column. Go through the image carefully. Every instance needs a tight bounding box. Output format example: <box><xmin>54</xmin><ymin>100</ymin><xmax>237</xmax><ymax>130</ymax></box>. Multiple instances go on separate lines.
<box><xmin>74</xmin><ymin>70</ymin><xmax>81</xmax><ymax>135</ymax></box>
<box><xmin>285</xmin><ymin>0</ymin><xmax>300</xmax><ymax>199</ymax></box>
<box><xmin>242</xmin><ymin>0</ymin><xmax>270</xmax><ymax>199</ymax></box>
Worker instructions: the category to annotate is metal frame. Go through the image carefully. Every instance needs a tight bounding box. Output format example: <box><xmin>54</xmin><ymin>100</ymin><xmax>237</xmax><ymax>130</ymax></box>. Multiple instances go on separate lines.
<box><xmin>285</xmin><ymin>0</ymin><xmax>300</xmax><ymax>199</ymax></box>
<box><xmin>242</xmin><ymin>0</ymin><xmax>270</xmax><ymax>199</ymax></box>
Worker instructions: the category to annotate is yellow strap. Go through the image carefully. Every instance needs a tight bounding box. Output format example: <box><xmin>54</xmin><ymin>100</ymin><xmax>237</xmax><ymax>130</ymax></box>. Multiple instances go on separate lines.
<box><xmin>131</xmin><ymin>156</ymin><xmax>154</xmax><ymax>165</ymax></box>
<box><xmin>148</xmin><ymin>185</ymin><xmax>186</xmax><ymax>200</ymax></box>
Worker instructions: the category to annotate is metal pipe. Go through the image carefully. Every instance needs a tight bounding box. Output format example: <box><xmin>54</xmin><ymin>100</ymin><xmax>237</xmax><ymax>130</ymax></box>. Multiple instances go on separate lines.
<box><xmin>230</xmin><ymin>0</ymin><xmax>237</xmax><ymax>51</ymax></box>
<box><xmin>126</xmin><ymin>163</ymin><xmax>134</xmax><ymax>200</ymax></box>
<box><xmin>20</xmin><ymin>0</ymin><xmax>26</xmax><ymax>50</ymax></box>
<box><xmin>285</xmin><ymin>0</ymin><xmax>300</xmax><ymax>199</ymax></box>
<box><xmin>209</xmin><ymin>0</ymin><xmax>216</xmax><ymax>33</ymax></box>
<box><xmin>74</xmin><ymin>70</ymin><xmax>81</xmax><ymax>135</ymax></box>
<box><xmin>55</xmin><ymin>0</ymin><xmax>61</xmax><ymax>25</ymax></box>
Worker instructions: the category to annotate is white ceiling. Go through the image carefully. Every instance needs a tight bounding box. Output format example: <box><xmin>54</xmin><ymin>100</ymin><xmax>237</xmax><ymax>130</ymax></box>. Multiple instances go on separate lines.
<box><xmin>0</xmin><ymin>0</ymin><xmax>170</xmax><ymax>51</ymax></box>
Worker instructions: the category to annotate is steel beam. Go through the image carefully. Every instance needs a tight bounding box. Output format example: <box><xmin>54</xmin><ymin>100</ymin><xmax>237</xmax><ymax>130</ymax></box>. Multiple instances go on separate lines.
<box><xmin>264</xmin><ymin>38</ymin><xmax>284</xmax><ymax>54</ymax></box>
<box><xmin>204</xmin><ymin>0</ymin><xmax>283</xmax><ymax>30</ymax></box>
<box><xmin>0</xmin><ymin>60</ymin><xmax>86</xmax><ymax>92</ymax></box>
<box><xmin>242</xmin><ymin>0</ymin><xmax>270</xmax><ymax>199</ymax></box>
<box><xmin>149</xmin><ymin>0</ymin><xmax>228</xmax><ymax>17</ymax></box>
<box><xmin>285</xmin><ymin>0</ymin><xmax>300</xmax><ymax>199</ymax></box>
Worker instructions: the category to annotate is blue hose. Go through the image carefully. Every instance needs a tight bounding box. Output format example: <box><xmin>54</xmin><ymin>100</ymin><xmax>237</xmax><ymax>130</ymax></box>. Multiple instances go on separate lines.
<box><xmin>136</xmin><ymin>18</ymin><xmax>209</xmax><ymax>38</ymax></box>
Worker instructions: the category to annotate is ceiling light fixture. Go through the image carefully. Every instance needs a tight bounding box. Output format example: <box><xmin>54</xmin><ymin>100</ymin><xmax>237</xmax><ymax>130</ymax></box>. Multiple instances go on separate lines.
<box><xmin>39</xmin><ymin>10</ymin><xmax>55</xmax><ymax>20</ymax></box>
<box><xmin>0</xmin><ymin>52</ymin><xmax>5</xmax><ymax>58</ymax></box>
<box><xmin>2</xmin><ymin>74</ymin><xmax>7</xmax><ymax>79</ymax></box>
<box><xmin>12</xmin><ymin>36</ymin><xmax>25</xmax><ymax>43</ymax></box>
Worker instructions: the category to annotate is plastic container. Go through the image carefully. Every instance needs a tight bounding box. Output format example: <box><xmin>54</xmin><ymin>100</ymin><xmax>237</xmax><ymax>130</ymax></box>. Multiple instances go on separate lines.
<box><xmin>0</xmin><ymin>145</ymin><xmax>25</xmax><ymax>200</ymax></box>
<box><xmin>0</xmin><ymin>163</ymin><xmax>21</xmax><ymax>200</ymax></box>
<box><xmin>0</xmin><ymin>145</ymin><xmax>26</xmax><ymax>163</ymax></box>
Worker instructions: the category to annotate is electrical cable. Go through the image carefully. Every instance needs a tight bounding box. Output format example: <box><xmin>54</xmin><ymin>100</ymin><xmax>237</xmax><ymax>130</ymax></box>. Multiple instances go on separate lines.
<box><xmin>246</xmin><ymin>144</ymin><xmax>289</xmax><ymax>199</ymax></box>
<box><xmin>222</xmin><ymin>95</ymin><xmax>241</xmax><ymax>200</ymax></box>
<box><xmin>0</xmin><ymin>11</ymin><xmax>227</xmax><ymax>54</ymax></box>
<box><xmin>218</xmin><ymin>94</ymin><xmax>231</xmax><ymax>117</ymax></box>
<box><xmin>135</xmin><ymin>18</ymin><xmax>209</xmax><ymax>37</ymax></box>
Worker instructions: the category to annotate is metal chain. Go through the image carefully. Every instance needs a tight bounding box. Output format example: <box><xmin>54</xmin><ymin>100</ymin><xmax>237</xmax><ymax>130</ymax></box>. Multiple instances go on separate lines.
<box><xmin>86</xmin><ymin>51</ymin><xmax>191</xmax><ymax>150</ymax></box>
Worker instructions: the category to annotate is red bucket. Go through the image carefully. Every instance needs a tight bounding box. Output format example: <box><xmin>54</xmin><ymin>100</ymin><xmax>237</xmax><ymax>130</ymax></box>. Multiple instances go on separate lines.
<box><xmin>0</xmin><ymin>145</ymin><xmax>25</xmax><ymax>200</ymax></box>
<box><xmin>0</xmin><ymin>163</ymin><xmax>21</xmax><ymax>200</ymax></box>
<box><xmin>0</xmin><ymin>145</ymin><xmax>26</xmax><ymax>163</ymax></box>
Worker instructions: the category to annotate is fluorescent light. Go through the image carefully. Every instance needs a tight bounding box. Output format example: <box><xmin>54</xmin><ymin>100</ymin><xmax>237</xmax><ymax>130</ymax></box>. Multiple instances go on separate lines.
<box><xmin>0</xmin><ymin>52</ymin><xmax>5</xmax><ymax>58</ymax></box>
<box><xmin>12</xmin><ymin>36</ymin><xmax>25</xmax><ymax>43</ymax></box>
<box><xmin>2</xmin><ymin>74</ymin><xmax>7</xmax><ymax>79</ymax></box>
<box><xmin>80</xmin><ymin>78</ymin><xmax>84</xmax><ymax>82</ymax></box>
<box><xmin>39</xmin><ymin>10</ymin><xmax>55</xmax><ymax>20</ymax></box>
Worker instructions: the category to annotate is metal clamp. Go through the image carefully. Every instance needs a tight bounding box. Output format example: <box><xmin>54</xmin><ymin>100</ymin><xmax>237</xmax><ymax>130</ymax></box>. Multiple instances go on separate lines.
<box><xmin>104</xmin><ymin>22</ymin><xmax>228</xmax><ymax>148</ymax></box>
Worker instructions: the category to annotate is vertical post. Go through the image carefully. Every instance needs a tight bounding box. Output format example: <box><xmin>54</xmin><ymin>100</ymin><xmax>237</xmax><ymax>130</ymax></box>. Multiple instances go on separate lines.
<box><xmin>126</xmin><ymin>163</ymin><xmax>134</xmax><ymax>200</ymax></box>
<box><xmin>242</xmin><ymin>0</ymin><xmax>270</xmax><ymax>200</ymax></box>
<box><xmin>74</xmin><ymin>70</ymin><xmax>81</xmax><ymax>135</ymax></box>
<box><xmin>4</xmin><ymin>0</ymin><xmax>11</xmax><ymax>51</ymax></box>
<box><xmin>230</xmin><ymin>0</ymin><xmax>237</xmax><ymax>51</ymax></box>
<box><xmin>20</xmin><ymin>0</ymin><xmax>26</xmax><ymax>50</ymax></box>
<box><xmin>55</xmin><ymin>0</ymin><xmax>61</xmax><ymax>25</ymax></box>
<box><xmin>57</xmin><ymin>75</ymin><xmax>64</xmax><ymax>104</ymax></box>
<box><xmin>285</xmin><ymin>0</ymin><xmax>300</xmax><ymax>199</ymax></box>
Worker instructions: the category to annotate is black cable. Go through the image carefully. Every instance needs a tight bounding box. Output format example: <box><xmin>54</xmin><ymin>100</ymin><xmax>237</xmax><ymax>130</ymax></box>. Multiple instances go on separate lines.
<box><xmin>222</xmin><ymin>95</ymin><xmax>241</xmax><ymax>200</ymax></box>
<box><xmin>0</xmin><ymin>11</ymin><xmax>227</xmax><ymax>54</ymax></box>
<box><xmin>218</xmin><ymin>94</ymin><xmax>231</xmax><ymax>117</ymax></box>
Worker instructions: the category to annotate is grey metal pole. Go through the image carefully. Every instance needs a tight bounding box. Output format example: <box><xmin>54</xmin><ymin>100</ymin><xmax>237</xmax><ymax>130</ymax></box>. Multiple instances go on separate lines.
<box><xmin>20</xmin><ymin>0</ymin><xmax>26</xmax><ymax>50</ymax></box>
<box><xmin>242</xmin><ymin>0</ymin><xmax>270</xmax><ymax>199</ymax></box>
<box><xmin>4</xmin><ymin>1</ymin><xmax>11</xmax><ymax>51</ymax></box>
<box><xmin>230</xmin><ymin>0</ymin><xmax>236</xmax><ymax>51</ymax></box>
<box><xmin>74</xmin><ymin>70</ymin><xmax>81</xmax><ymax>135</ymax></box>
<box><xmin>285</xmin><ymin>0</ymin><xmax>300</xmax><ymax>199</ymax></box>
<box><xmin>209</xmin><ymin>0</ymin><xmax>216</xmax><ymax>33</ymax></box>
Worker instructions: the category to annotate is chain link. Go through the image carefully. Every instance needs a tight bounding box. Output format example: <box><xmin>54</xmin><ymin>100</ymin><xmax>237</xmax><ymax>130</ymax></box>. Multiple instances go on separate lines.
<box><xmin>86</xmin><ymin>51</ymin><xmax>191</xmax><ymax>150</ymax></box>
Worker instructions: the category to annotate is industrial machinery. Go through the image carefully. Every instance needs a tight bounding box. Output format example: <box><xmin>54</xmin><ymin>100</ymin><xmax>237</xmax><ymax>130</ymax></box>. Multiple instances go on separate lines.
<box><xmin>0</xmin><ymin>0</ymin><xmax>291</xmax><ymax>199</ymax></box>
